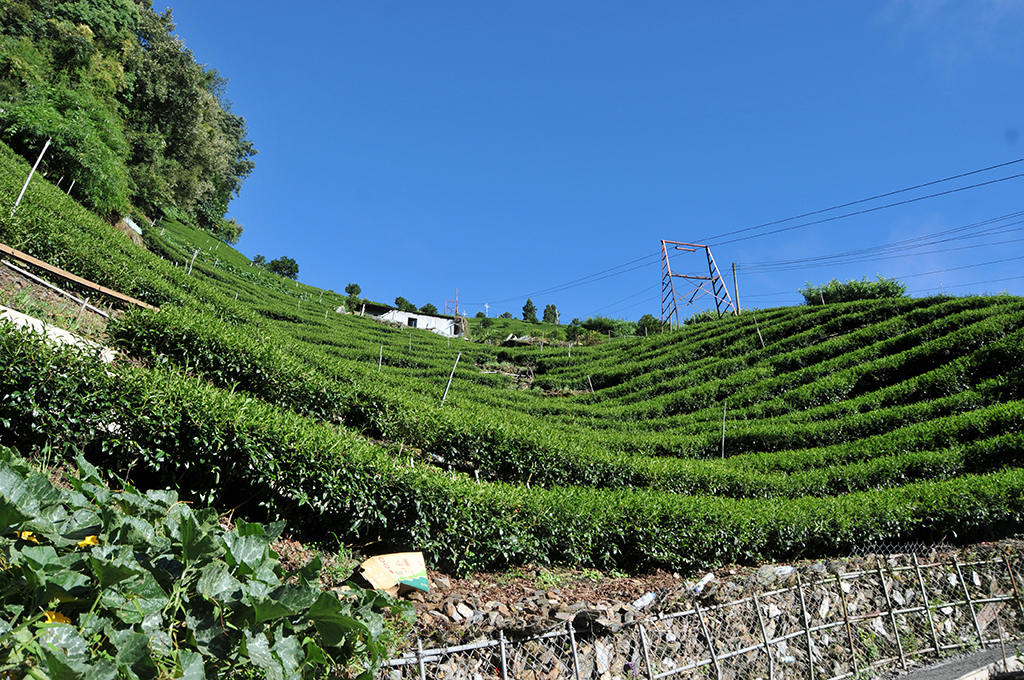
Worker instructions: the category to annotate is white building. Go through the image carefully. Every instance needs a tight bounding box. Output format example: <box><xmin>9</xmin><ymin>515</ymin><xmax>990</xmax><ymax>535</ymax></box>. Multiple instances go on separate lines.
<box><xmin>376</xmin><ymin>308</ymin><xmax>462</xmax><ymax>338</ymax></box>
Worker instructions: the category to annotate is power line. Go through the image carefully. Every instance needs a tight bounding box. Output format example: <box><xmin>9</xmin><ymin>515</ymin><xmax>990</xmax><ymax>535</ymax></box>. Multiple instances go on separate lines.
<box><xmin>738</xmin><ymin>210</ymin><xmax>1024</xmax><ymax>273</ymax></box>
<box><xmin>706</xmin><ymin>172</ymin><xmax>1024</xmax><ymax>247</ymax></box>
<box><xmin>740</xmin><ymin>255</ymin><xmax>1024</xmax><ymax>300</ymax></box>
<box><xmin>465</xmin><ymin>251</ymin><xmax>661</xmax><ymax>306</ymax></box>
<box><xmin>697</xmin><ymin>158</ymin><xmax>1024</xmax><ymax>244</ymax></box>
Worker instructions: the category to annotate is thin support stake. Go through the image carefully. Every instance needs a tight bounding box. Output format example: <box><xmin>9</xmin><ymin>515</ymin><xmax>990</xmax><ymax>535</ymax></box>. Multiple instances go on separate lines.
<box><xmin>836</xmin><ymin>574</ymin><xmax>858</xmax><ymax>677</ymax></box>
<box><xmin>876</xmin><ymin>560</ymin><xmax>907</xmax><ymax>669</ymax></box>
<box><xmin>11</xmin><ymin>137</ymin><xmax>50</xmax><ymax>216</ymax></box>
<box><xmin>75</xmin><ymin>297</ymin><xmax>89</xmax><ymax>324</ymax></box>
<box><xmin>416</xmin><ymin>639</ymin><xmax>426</xmax><ymax>680</ymax></box>
<box><xmin>638</xmin><ymin>625</ymin><xmax>656</xmax><ymax>680</ymax></box>
<box><xmin>588</xmin><ymin>376</ymin><xmax>594</xmax><ymax>394</ymax></box>
<box><xmin>720</xmin><ymin>401</ymin><xmax>727</xmax><ymax>458</ymax></box>
<box><xmin>954</xmin><ymin>556</ymin><xmax>987</xmax><ymax>649</ymax></box>
<box><xmin>753</xmin><ymin>593</ymin><xmax>775</xmax><ymax>680</ymax></box>
<box><xmin>795</xmin><ymin>573</ymin><xmax>815</xmax><ymax>680</ymax></box>
<box><xmin>1002</xmin><ymin>553</ymin><xmax>1024</xmax><ymax>619</ymax></box>
<box><xmin>694</xmin><ymin>601</ymin><xmax>722</xmax><ymax>680</ymax></box>
<box><xmin>567</xmin><ymin>620</ymin><xmax>582</xmax><ymax>680</ymax></box>
<box><xmin>499</xmin><ymin>630</ymin><xmax>509</xmax><ymax>680</ymax></box>
<box><xmin>378</xmin><ymin>344</ymin><xmax>383</xmax><ymax>372</ymax></box>
<box><xmin>752</xmin><ymin>310</ymin><xmax>766</xmax><ymax>349</ymax></box>
<box><xmin>913</xmin><ymin>553</ymin><xmax>941</xmax><ymax>657</ymax></box>
<box><xmin>441</xmin><ymin>352</ymin><xmax>462</xmax><ymax>406</ymax></box>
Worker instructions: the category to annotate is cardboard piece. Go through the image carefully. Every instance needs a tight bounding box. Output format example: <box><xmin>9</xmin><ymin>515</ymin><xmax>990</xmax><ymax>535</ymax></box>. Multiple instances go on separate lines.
<box><xmin>360</xmin><ymin>552</ymin><xmax>430</xmax><ymax>597</ymax></box>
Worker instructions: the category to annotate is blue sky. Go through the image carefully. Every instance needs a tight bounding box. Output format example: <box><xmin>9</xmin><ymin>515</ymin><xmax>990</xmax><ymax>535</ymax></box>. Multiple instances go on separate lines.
<box><xmin>159</xmin><ymin>1</ymin><xmax>1024</xmax><ymax>321</ymax></box>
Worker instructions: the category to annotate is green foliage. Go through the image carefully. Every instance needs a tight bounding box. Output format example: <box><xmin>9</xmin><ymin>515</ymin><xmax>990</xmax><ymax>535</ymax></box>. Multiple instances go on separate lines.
<box><xmin>637</xmin><ymin>313</ymin><xmax>660</xmax><ymax>335</ymax></box>
<box><xmin>500</xmin><ymin>311</ymin><xmax>513</xmax><ymax>319</ymax></box>
<box><xmin>344</xmin><ymin>283</ymin><xmax>361</xmax><ymax>313</ymax></box>
<box><xmin>420</xmin><ymin>303</ymin><xmax>438</xmax><ymax>315</ymax></box>
<box><xmin>800</xmin><ymin>276</ymin><xmax>908</xmax><ymax>305</ymax></box>
<box><xmin>0</xmin><ymin>447</ymin><xmax>412</xmax><ymax>679</ymax></box>
<box><xmin>5</xmin><ymin>160</ymin><xmax>1024</xmax><ymax>579</ymax></box>
<box><xmin>522</xmin><ymin>298</ymin><xmax>538</xmax><ymax>323</ymax></box>
<box><xmin>0</xmin><ymin>0</ymin><xmax>255</xmax><ymax>233</ymax></box>
<box><xmin>542</xmin><ymin>304</ymin><xmax>559</xmax><ymax>324</ymax></box>
<box><xmin>394</xmin><ymin>297</ymin><xmax>417</xmax><ymax>313</ymax></box>
<box><xmin>268</xmin><ymin>256</ymin><xmax>299</xmax><ymax>279</ymax></box>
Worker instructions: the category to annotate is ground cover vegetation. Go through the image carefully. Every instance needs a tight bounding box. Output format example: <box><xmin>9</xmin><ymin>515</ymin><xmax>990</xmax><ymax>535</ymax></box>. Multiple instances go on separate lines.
<box><xmin>2</xmin><ymin>141</ymin><xmax>1024</xmax><ymax>593</ymax></box>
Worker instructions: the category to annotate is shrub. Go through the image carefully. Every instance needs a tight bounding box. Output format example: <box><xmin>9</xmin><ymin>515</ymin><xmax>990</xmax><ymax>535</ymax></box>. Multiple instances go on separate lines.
<box><xmin>800</xmin><ymin>276</ymin><xmax>907</xmax><ymax>305</ymax></box>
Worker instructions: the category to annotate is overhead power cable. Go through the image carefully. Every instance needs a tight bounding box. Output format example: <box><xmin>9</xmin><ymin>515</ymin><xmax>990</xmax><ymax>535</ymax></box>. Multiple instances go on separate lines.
<box><xmin>737</xmin><ymin>211</ymin><xmax>1024</xmax><ymax>273</ymax></box>
<box><xmin>706</xmin><ymin>172</ymin><xmax>1024</xmax><ymax>247</ymax></box>
<box><xmin>465</xmin><ymin>250</ymin><xmax>661</xmax><ymax>306</ymax></box>
<box><xmin>697</xmin><ymin>158</ymin><xmax>1024</xmax><ymax>245</ymax></box>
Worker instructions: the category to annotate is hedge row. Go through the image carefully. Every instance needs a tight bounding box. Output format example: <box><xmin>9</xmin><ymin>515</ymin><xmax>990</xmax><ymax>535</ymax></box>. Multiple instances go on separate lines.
<box><xmin>4</xmin><ymin>324</ymin><xmax>1024</xmax><ymax>576</ymax></box>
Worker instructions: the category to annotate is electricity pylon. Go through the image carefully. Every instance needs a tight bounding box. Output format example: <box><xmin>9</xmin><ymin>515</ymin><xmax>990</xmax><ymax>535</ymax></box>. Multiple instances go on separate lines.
<box><xmin>661</xmin><ymin>240</ymin><xmax>736</xmax><ymax>328</ymax></box>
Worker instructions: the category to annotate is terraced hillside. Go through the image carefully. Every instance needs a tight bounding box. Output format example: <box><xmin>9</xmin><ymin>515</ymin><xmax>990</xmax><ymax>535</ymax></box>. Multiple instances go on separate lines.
<box><xmin>2</xmin><ymin>140</ymin><xmax>1023</xmax><ymax>577</ymax></box>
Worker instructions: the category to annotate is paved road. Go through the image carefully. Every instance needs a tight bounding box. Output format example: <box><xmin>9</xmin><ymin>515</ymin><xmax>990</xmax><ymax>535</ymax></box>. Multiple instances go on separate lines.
<box><xmin>894</xmin><ymin>649</ymin><xmax>1022</xmax><ymax>680</ymax></box>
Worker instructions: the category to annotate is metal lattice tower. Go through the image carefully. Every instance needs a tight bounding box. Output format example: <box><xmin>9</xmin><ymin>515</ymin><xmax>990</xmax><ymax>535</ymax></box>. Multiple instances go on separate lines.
<box><xmin>661</xmin><ymin>240</ymin><xmax>736</xmax><ymax>328</ymax></box>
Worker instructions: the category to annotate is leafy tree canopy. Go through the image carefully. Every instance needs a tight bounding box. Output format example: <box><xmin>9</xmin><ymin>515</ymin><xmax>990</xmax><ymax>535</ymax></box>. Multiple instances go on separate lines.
<box><xmin>394</xmin><ymin>297</ymin><xmax>417</xmax><ymax>313</ymax></box>
<box><xmin>500</xmin><ymin>311</ymin><xmax>513</xmax><ymax>319</ymax></box>
<box><xmin>267</xmin><ymin>256</ymin><xmax>298</xmax><ymax>279</ymax></box>
<box><xmin>542</xmin><ymin>304</ymin><xmax>559</xmax><ymax>324</ymax></box>
<box><xmin>637</xmin><ymin>313</ymin><xmax>660</xmax><ymax>336</ymax></box>
<box><xmin>0</xmin><ymin>0</ymin><xmax>256</xmax><ymax>233</ymax></box>
<box><xmin>420</xmin><ymin>303</ymin><xmax>438</xmax><ymax>315</ymax></box>
<box><xmin>800</xmin><ymin>276</ymin><xmax>908</xmax><ymax>305</ymax></box>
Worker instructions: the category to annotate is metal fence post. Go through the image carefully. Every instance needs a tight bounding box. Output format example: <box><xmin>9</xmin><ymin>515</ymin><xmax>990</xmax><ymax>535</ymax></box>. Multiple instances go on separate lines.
<box><xmin>694</xmin><ymin>600</ymin><xmax>722</xmax><ymax>680</ymax></box>
<box><xmin>753</xmin><ymin>593</ymin><xmax>775</xmax><ymax>680</ymax></box>
<box><xmin>952</xmin><ymin>556</ymin><xmax>987</xmax><ymax>649</ymax></box>
<box><xmin>416</xmin><ymin>639</ymin><xmax>427</xmax><ymax>680</ymax></box>
<box><xmin>795</xmin><ymin>574</ymin><xmax>815</xmax><ymax>680</ymax></box>
<box><xmin>835</xmin><ymin>573</ymin><xmax>859</xmax><ymax>677</ymax></box>
<box><xmin>638</xmin><ymin>624</ymin><xmax>657</xmax><ymax>680</ymax></box>
<box><xmin>876</xmin><ymin>560</ymin><xmax>908</xmax><ymax>669</ymax></box>
<box><xmin>499</xmin><ymin>630</ymin><xmax>508</xmax><ymax>680</ymax></box>
<box><xmin>567</xmin><ymin>620</ymin><xmax>582</xmax><ymax>680</ymax></box>
<box><xmin>913</xmin><ymin>553</ymin><xmax>941</xmax><ymax>657</ymax></box>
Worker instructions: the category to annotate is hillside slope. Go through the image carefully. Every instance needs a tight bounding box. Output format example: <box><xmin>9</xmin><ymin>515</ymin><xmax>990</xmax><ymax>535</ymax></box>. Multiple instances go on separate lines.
<box><xmin>2</xmin><ymin>141</ymin><xmax>1023</xmax><ymax>576</ymax></box>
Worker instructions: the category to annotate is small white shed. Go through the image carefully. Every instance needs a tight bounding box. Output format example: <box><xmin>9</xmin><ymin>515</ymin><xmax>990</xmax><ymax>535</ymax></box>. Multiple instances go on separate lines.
<box><xmin>378</xmin><ymin>309</ymin><xmax>461</xmax><ymax>338</ymax></box>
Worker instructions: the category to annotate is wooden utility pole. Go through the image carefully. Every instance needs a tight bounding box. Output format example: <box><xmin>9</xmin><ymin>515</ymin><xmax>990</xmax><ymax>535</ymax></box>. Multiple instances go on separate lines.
<box><xmin>732</xmin><ymin>263</ymin><xmax>741</xmax><ymax>314</ymax></box>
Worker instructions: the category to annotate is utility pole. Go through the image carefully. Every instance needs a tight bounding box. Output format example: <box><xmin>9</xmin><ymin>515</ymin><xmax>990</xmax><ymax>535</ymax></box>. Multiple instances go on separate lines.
<box><xmin>732</xmin><ymin>263</ymin><xmax>741</xmax><ymax>314</ymax></box>
<box><xmin>660</xmin><ymin>240</ymin><xmax>736</xmax><ymax>327</ymax></box>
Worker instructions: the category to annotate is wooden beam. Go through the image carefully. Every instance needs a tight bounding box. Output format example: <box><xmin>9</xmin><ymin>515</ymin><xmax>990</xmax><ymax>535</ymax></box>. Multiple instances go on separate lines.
<box><xmin>0</xmin><ymin>242</ymin><xmax>158</xmax><ymax>311</ymax></box>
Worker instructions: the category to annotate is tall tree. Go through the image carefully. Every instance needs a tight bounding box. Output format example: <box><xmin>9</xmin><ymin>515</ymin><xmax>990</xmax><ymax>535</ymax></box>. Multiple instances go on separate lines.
<box><xmin>542</xmin><ymin>304</ymin><xmax>559</xmax><ymax>324</ymax></box>
<box><xmin>522</xmin><ymin>298</ymin><xmax>538</xmax><ymax>323</ymax></box>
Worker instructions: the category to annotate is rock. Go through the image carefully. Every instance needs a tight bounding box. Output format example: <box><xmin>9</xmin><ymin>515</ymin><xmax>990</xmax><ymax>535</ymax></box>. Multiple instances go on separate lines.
<box><xmin>434</xmin><ymin>576</ymin><xmax>451</xmax><ymax>589</ymax></box>
<box><xmin>455</xmin><ymin>602</ymin><xmax>475</xmax><ymax>620</ymax></box>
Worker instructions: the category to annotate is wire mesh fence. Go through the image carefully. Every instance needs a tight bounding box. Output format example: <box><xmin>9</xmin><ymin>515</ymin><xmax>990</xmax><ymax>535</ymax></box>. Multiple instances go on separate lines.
<box><xmin>382</xmin><ymin>544</ymin><xmax>1024</xmax><ymax>680</ymax></box>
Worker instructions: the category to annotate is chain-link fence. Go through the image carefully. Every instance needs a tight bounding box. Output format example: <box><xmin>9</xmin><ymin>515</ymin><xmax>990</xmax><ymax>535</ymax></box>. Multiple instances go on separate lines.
<box><xmin>382</xmin><ymin>545</ymin><xmax>1024</xmax><ymax>680</ymax></box>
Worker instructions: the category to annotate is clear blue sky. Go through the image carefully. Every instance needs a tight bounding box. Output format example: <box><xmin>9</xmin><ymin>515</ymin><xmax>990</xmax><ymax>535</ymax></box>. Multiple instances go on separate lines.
<box><xmin>160</xmin><ymin>1</ymin><xmax>1024</xmax><ymax>321</ymax></box>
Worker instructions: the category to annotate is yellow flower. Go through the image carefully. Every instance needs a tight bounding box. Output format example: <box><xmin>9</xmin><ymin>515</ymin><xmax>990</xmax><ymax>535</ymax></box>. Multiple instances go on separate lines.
<box><xmin>77</xmin><ymin>535</ymin><xmax>100</xmax><ymax>547</ymax></box>
<box><xmin>15</xmin><ymin>531</ymin><xmax>38</xmax><ymax>543</ymax></box>
<box><xmin>43</xmin><ymin>611</ymin><xmax>70</xmax><ymax>624</ymax></box>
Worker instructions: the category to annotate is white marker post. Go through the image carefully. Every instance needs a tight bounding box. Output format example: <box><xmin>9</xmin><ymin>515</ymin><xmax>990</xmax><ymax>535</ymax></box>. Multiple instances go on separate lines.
<box><xmin>11</xmin><ymin>137</ymin><xmax>51</xmax><ymax>216</ymax></box>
